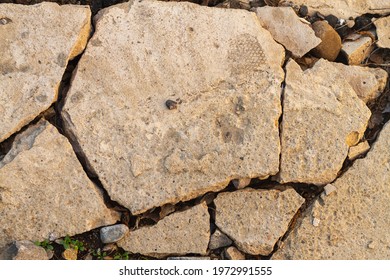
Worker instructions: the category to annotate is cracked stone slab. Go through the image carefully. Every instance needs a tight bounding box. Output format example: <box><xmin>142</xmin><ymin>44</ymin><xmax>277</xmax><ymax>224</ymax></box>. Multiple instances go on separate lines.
<box><xmin>287</xmin><ymin>0</ymin><xmax>390</xmax><ymax>19</ymax></box>
<box><xmin>331</xmin><ymin>62</ymin><xmax>388</xmax><ymax>104</ymax></box>
<box><xmin>0</xmin><ymin>120</ymin><xmax>119</xmax><ymax>249</ymax></box>
<box><xmin>62</xmin><ymin>0</ymin><xmax>285</xmax><ymax>214</ymax></box>
<box><xmin>0</xmin><ymin>2</ymin><xmax>91</xmax><ymax>143</ymax></box>
<box><xmin>273</xmin><ymin>121</ymin><xmax>390</xmax><ymax>259</ymax></box>
<box><xmin>255</xmin><ymin>6</ymin><xmax>321</xmax><ymax>58</ymax></box>
<box><xmin>214</xmin><ymin>188</ymin><xmax>304</xmax><ymax>255</ymax></box>
<box><xmin>117</xmin><ymin>203</ymin><xmax>210</xmax><ymax>257</ymax></box>
<box><xmin>374</xmin><ymin>16</ymin><xmax>390</xmax><ymax>49</ymax></box>
<box><xmin>277</xmin><ymin>59</ymin><xmax>371</xmax><ymax>185</ymax></box>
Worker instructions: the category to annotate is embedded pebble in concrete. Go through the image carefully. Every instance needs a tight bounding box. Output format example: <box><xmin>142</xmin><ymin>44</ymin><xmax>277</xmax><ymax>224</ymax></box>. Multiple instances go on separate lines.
<box><xmin>277</xmin><ymin>59</ymin><xmax>371</xmax><ymax>185</ymax></box>
<box><xmin>214</xmin><ymin>188</ymin><xmax>304</xmax><ymax>255</ymax></box>
<box><xmin>0</xmin><ymin>2</ymin><xmax>91</xmax><ymax>142</ymax></box>
<box><xmin>62</xmin><ymin>0</ymin><xmax>285</xmax><ymax>215</ymax></box>
<box><xmin>273</xmin><ymin>122</ymin><xmax>390</xmax><ymax>259</ymax></box>
<box><xmin>0</xmin><ymin>120</ymin><xmax>119</xmax><ymax>249</ymax></box>
<box><xmin>255</xmin><ymin>6</ymin><xmax>321</xmax><ymax>58</ymax></box>
<box><xmin>117</xmin><ymin>203</ymin><xmax>210</xmax><ymax>257</ymax></box>
<box><xmin>100</xmin><ymin>224</ymin><xmax>129</xmax><ymax>244</ymax></box>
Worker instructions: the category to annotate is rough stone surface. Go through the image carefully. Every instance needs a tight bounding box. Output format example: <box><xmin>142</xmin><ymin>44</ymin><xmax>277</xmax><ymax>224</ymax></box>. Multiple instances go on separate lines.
<box><xmin>0</xmin><ymin>120</ymin><xmax>119</xmax><ymax>249</ymax></box>
<box><xmin>167</xmin><ymin>256</ymin><xmax>211</xmax><ymax>260</ymax></box>
<box><xmin>0</xmin><ymin>2</ymin><xmax>91</xmax><ymax>143</ymax></box>
<box><xmin>331</xmin><ymin>62</ymin><xmax>388</xmax><ymax>104</ymax></box>
<box><xmin>374</xmin><ymin>16</ymin><xmax>390</xmax><ymax>49</ymax></box>
<box><xmin>288</xmin><ymin>0</ymin><xmax>390</xmax><ymax>19</ymax></box>
<box><xmin>117</xmin><ymin>203</ymin><xmax>210</xmax><ymax>257</ymax></box>
<box><xmin>277</xmin><ymin>59</ymin><xmax>371</xmax><ymax>185</ymax></box>
<box><xmin>225</xmin><ymin>246</ymin><xmax>246</xmax><ymax>260</ymax></box>
<box><xmin>255</xmin><ymin>6</ymin><xmax>321</xmax><ymax>57</ymax></box>
<box><xmin>348</xmin><ymin>141</ymin><xmax>370</xmax><ymax>160</ymax></box>
<box><xmin>342</xmin><ymin>36</ymin><xmax>374</xmax><ymax>65</ymax></box>
<box><xmin>311</xmin><ymin>21</ymin><xmax>341</xmax><ymax>61</ymax></box>
<box><xmin>232</xmin><ymin>178</ymin><xmax>252</xmax><ymax>189</ymax></box>
<box><xmin>0</xmin><ymin>240</ymin><xmax>48</xmax><ymax>260</ymax></box>
<box><xmin>100</xmin><ymin>224</ymin><xmax>129</xmax><ymax>244</ymax></box>
<box><xmin>62</xmin><ymin>0</ymin><xmax>285</xmax><ymax>215</ymax></box>
<box><xmin>214</xmin><ymin>188</ymin><xmax>304</xmax><ymax>255</ymax></box>
<box><xmin>273</xmin><ymin>121</ymin><xmax>390</xmax><ymax>260</ymax></box>
<box><xmin>209</xmin><ymin>229</ymin><xmax>233</xmax><ymax>250</ymax></box>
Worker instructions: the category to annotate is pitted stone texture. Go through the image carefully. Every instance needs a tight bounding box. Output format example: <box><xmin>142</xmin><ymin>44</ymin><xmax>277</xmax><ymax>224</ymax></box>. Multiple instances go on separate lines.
<box><xmin>278</xmin><ymin>59</ymin><xmax>371</xmax><ymax>185</ymax></box>
<box><xmin>273</xmin><ymin>122</ymin><xmax>390</xmax><ymax>259</ymax></box>
<box><xmin>374</xmin><ymin>16</ymin><xmax>390</xmax><ymax>49</ymax></box>
<box><xmin>331</xmin><ymin>62</ymin><xmax>388</xmax><ymax>104</ymax></box>
<box><xmin>117</xmin><ymin>203</ymin><xmax>210</xmax><ymax>257</ymax></box>
<box><xmin>287</xmin><ymin>0</ymin><xmax>390</xmax><ymax>19</ymax></box>
<box><xmin>214</xmin><ymin>188</ymin><xmax>304</xmax><ymax>255</ymax></box>
<box><xmin>0</xmin><ymin>240</ymin><xmax>48</xmax><ymax>260</ymax></box>
<box><xmin>255</xmin><ymin>7</ymin><xmax>321</xmax><ymax>58</ymax></box>
<box><xmin>0</xmin><ymin>3</ymin><xmax>91</xmax><ymax>142</ymax></box>
<box><xmin>0</xmin><ymin>120</ymin><xmax>119</xmax><ymax>249</ymax></box>
<box><xmin>62</xmin><ymin>0</ymin><xmax>285</xmax><ymax>215</ymax></box>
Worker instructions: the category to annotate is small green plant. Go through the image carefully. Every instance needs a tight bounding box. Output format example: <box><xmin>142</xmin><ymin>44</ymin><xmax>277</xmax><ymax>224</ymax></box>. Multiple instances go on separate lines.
<box><xmin>113</xmin><ymin>251</ymin><xmax>130</xmax><ymax>260</ymax></box>
<box><xmin>34</xmin><ymin>239</ymin><xmax>54</xmax><ymax>251</ymax></box>
<box><xmin>58</xmin><ymin>235</ymin><xmax>85</xmax><ymax>251</ymax></box>
<box><xmin>92</xmin><ymin>248</ymin><xmax>108</xmax><ymax>260</ymax></box>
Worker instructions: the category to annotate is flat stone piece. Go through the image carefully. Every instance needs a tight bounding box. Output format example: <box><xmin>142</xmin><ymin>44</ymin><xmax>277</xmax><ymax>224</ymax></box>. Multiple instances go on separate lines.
<box><xmin>331</xmin><ymin>62</ymin><xmax>388</xmax><ymax>104</ymax></box>
<box><xmin>0</xmin><ymin>2</ymin><xmax>91</xmax><ymax>142</ymax></box>
<box><xmin>278</xmin><ymin>59</ymin><xmax>371</xmax><ymax>185</ymax></box>
<box><xmin>342</xmin><ymin>36</ymin><xmax>374</xmax><ymax>65</ymax></box>
<box><xmin>214</xmin><ymin>188</ymin><xmax>304</xmax><ymax>255</ymax></box>
<box><xmin>273</xmin><ymin>122</ymin><xmax>390</xmax><ymax>259</ymax></box>
<box><xmin>63</xmin><ymin>0</ymin><xmax>285</xmax><ymax>214</ymax></box>
<box><xmin>374</xmin><ymin>16</ymin><xmax>390</xmax><ymax>49</ymax></box>
<box><xmin>117</xmin><ymin>203</ymin><xmax>210</xmax><ymax>257</ymax></box>
<box><xmin>225</xmin><ymin>246</ymin><xmax>246</xmax><ymax>260</ymax></box>
<box><xmin>0</xmin><ymin>120</ymin><xmax>119</xmax><ymax>249</ymax></box>
<box><xmin>288</xmin><ymin>0</ymin><xmax>390</xmax><ymax>19</ymax></box>
<box><xmin>100</xmin><ymin>224</ymin><xmax>129</xmax><ymax>244</ymax></box>
<box><xmin>255</xmin><ymin>6</ymin><xmax>321</xmax><ymax>57</ymax></box>
<box><xmin>0</xmin><ymin>240</ymin><xmax>48</xmax><ymax>260</ymax></box>
<box><xmin>348</xmin><ymin>141</ymin><xmax>370</xmax><ymax>160</ymax></box>
<box><xmin>209</xmin><ymin>229</ymin><xmax>233</xmax><ymax>250</ymax></box>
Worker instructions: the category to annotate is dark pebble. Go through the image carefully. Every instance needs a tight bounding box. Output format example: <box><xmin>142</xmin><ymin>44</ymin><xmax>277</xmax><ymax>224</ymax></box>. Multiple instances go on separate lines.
<box><xmin>165</xmin><ymin>99</ymin><xmax>178</xmax><ymax>110</ymax></box>
<box><xmin>325</xmin><ymin>14</ymin><xmax>338</xmax><ymax>28</ymax></box>
<box><xmin>353</xmin><ymin>16</ymin><xmax>372</xmax><ymax>31</ymax></box>
<box><xmin>298</xmin><ymin>5</ymin><xmax>308</xmax><ymax>17</ymax></box>
<box><xmin>335</xmin><ymin>25</ymin><xmax>350</xmax><ymax>38</ymax></box>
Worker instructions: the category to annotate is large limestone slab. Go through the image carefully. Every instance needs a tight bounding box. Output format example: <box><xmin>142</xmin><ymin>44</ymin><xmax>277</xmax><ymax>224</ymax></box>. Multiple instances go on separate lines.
<box><xmin>62</xmin><ymin>1</ymin><xmax>285</xmax><ymax>214</ymax></box>
<box><xmin>273</xmin><ymin>121</ymin><xmax>390</xmax><ymax>259</ymax></box>
<box><xmin>214</xmin><ymin>188</ymin><xmax>304</xmax><ymax>255</ymax></box>
<box><xmin>117</xmin><ymin>203</ymin><xmax>210</xmax><ymax>257</ymax></box>
<box><xmin>0</xmin><ymin>120</ymin><xmax>119</xmax><ymax>248</ymax></box>
<box><xmin>287</xmin><ymin>0</ymin><xmax>390</xmax><ymax>19</ymax></box>
<box><xmin>331</xmin><ymin>62</ymin><xmax>388</xmax><ymax>104</ymax></box>
<box><xmin>277</xmin><ymin>59</ymin><xmax>371</xmax><ymax>185</ymax></box>
<box><xmin>0</xmin><ymin>3</ymin><xmax>91</xmax><ymax>142</ymax></box>
<box><xmin>374</xmin><ymin>16</ymin><xmax>390</xmax><ymax>49</ymax></box>
<box><xmin>255</xmin><ymin>6</ymin><xmax>321</xmax><ymax>58</ymax></box>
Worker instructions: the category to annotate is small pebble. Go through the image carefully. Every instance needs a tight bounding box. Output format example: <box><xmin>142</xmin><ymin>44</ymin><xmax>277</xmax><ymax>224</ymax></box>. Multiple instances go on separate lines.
<box><xmin>100</xmin><ymin>224</ymin><xmax>129</xmax><ymax>244</ymax></box>
<box><xmin>298</xmin><ymin>5</ymin><xmax>308</xmax><ymax>17</ymax></box>
<box><xmin>325</xmin><ymin>14</ymin><xmax>338</xmax><ymax>28</ymax></box>
<box><xmin>312</xmin><ymin>217</ymin><xmax>320</xmax><ymax>227</ymax></box>
<box><xmin>62</xmin><ymin>248</ymin><xmax>78</xmax><ymax>260</ymax></box>
<box><xmin>165</xmin><ymin>99</ymin><xmax>178</xmax><ymax>110</ymax></box>
<box><xmin>225</xmin><ymin>246</ymin><xmax>245</xmax><ymax>260</ymax></box>
<box><xmin>353</xmin><ymin>16</ymin><xmax>372</xmax><ymax>31</ymax></box>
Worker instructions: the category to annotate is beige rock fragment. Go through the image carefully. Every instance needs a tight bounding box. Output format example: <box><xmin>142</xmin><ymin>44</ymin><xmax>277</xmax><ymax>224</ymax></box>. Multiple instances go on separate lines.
<box><xmin>374</xmin><ymin>16</ymin><xmax>390</xmax><ymax>49</ymax></box>
<box><xmin>331</xmin><ymin>62</ymin><xmax>388</xmax><ymax>103</ymax></box>
<box><xmin>117</xmin><ymin>203</ymin><xmax>210</xmax><ymax>257</ymax></box>
<box><xmin>342</xmin><ymin>35</ymin><xmax>374</xmax><ymax>65</ymax></box>
<box><xmin>0</xmin><ymin>120</ymin><xmax>119</xmax><ymax>249</ymax></box>
<box><xmin>0</xmin><ymin>240</ymin><xmax>49</xmax><ymax>260</ymax></box>
<box><xmin>0</xmin><ymin>3</ymin><xmax>91</xmax><ymax>142</ymax></box>
<box><xmin>348</xmin><ymin>141</ymin><xmax>370</xmax><ymax>160</ymax></box>
<box><xmin>255</xmin><ymin>6</ymin><xmax>321</xmax><ymax>57</ymax></box>
<box><xmin>278</xmin><ymin>59</ymin><xmax>371</xmax><ymax>185</ymax></box>
<box><xmin>214</xmin><ymin>188</ymin><xmax>304</xmax><ymax>255</ymax></box>
<box><xmin>273</xmin><ymin>122</ymin><xmax>390</xmax><ymax>259</ymax></box>
<box><xmin>232</xmin><ymin>178</ymin><xmax>251</xmax><ymax>189</ymax></box>
<box><xmin>63</xmin><ymin>0</ymin><xmax>285</xmax><ymax>214</ymax></box>
<box><xmin>225</xmin><ymin>247</ymin><xmax>246</xmax><ymax>260</ymax></box>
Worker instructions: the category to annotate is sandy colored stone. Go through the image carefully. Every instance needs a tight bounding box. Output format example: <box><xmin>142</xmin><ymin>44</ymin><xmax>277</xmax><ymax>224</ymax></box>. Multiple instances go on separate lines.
<box><xmin>0</xmin><ymin>2</ymin><xmax>91</xmax><ymax>143</ymax></box>
<box><xmin>0</xmin><ymin>240</ymin><xmax>48</xmax><ymax>260</ymax></box>
<box><xmin>347</xmin><ymin>141</ymin><xmax>370</xmax><ymax>160</ymax></box>
<box><xmin>255</xmin><ymin>6</ymin><xmax>321</xmax><ymax>57</ymax></box>
<box><xmin>62</xmin><ymin>0</ymin><xmax>285</xmax><ymax>215</ymax></box>
<box><xmin>62</xmin><ymin>248</ymin><xmax>78</xmax><ymax>260</ymax></box>
<box><xmin>277</xmin><ymin>59</ymin><xmax>371</xmax><ymax>185</ymax></box>
<box><xmin>232</xmin><ymin>178</ymin><xmax>251</xmax><ymax>189</ymax></box>
<box><xmin>225</xmin><ymin>246</ymin><xmax>246</xmax><ymax>260</ymax></box>
<box><xmin>331</xmin><ymin>62</ymin><xmax>388</xmax><ymax>104</ymax></box>
<box><xmin>286</xmin><ymin>0</ymin><xmax>390</xmax><ymax>19</ymax></box>
<box><xmin>214</xmin><ymin>188</ymin><xmax>304</xmax><ymax>255</ymax></box>
<box><xmin>311</xmin><ymin>21</ymin><xmax>341</xmax><ymax>61</ymax></box>
<box><xmin>117</xmin><ymin>203</ymin><xmax>210</xmax><ymax>257</ymax></box>
<box><xmin>0</xmin><ymin>120</ymin><xmax>119</xmax><ymax>249</ymax></box>
<box><xmin>374</xmin><ymin>16</ymin><xmax>390</xmax><ymax>49</ymax></box>
<box><xmin>273</xmin><ymin>121</ymin><xmax>390</xmax><ymax>260</ymax></box>
<box><xmin>342</xmin><ymin>36</ymin><xmax>374</xmax><ymax>65</ymax></box>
